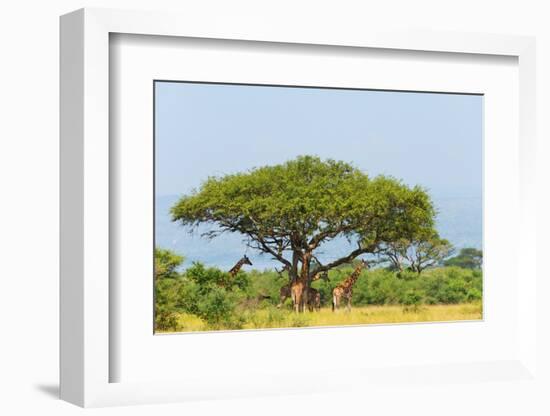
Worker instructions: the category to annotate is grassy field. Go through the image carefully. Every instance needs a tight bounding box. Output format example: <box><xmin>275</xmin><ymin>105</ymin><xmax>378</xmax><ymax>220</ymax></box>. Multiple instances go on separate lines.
<box><xmin>157</xmin><ymin>302</ymin><xmax>482</xmax><ymax>333</ymax></box>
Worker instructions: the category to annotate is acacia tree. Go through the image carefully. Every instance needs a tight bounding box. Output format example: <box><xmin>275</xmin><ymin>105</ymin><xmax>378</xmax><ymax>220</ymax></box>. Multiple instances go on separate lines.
<box><xmin>171</xmin><ymin>156</ymin><xmax>436</xmax><ymax>312</ymax></box>
<box><xmin>381</xmin><ymin>233</ymin><xmax>454</xmax><ymax>274</ymax></box>
<box><xmin>444</xmin><ymin>247</ymin><xmax>482</xmax><ymax>269</ymax></box>
<box><xmin>407</xmin><ymin>235</ymin><xmax>453</xmax><ymax>273</ymax></box>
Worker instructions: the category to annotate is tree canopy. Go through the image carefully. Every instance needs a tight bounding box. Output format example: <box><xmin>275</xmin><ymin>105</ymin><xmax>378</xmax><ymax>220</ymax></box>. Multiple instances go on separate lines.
<box><xmin>444</xmin><ymin>247</ymin><xmax>482</xmax><ymax>269</ymax></box>
<box><xmin>154</xmin><ymin>247</ymin><xmax>184</xmax><ymax>280</ymax></box>
<box><xmin>381</xmin><ymin>232</ymin><xmax>454</xmax><ymax>274</ymax></box>
<box><xmin>171</xmin><ymin>156</ymin><xmax>436</xmax><ymax>284</ymax></box>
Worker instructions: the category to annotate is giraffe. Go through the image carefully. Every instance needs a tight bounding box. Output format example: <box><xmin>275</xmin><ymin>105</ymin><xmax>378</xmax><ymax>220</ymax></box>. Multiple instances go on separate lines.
<box><xmin>275</xmin><ymin>264</ymin><xmax>292</xmax><ymax>308</ymax></box>
<box><xmin>281</xmin><ymin>286</ymin><xmax>321</xmax><ymax>311</ymax></box>
<box><xmin>306</xmin><ymin>271</ymin><xmax>328</xmax><ymax>311</ymax></box>
<box><xmin>306</xmin><ymin>287</ymin><xmax>321</xmax><ymax>312</ymax></box>
<box><xmin>332</xmin><ymin>259</ymin><xmax>369</xmax><ymax>312</ymax></box>
<box><xmin>277</xmin><ymin>268</ymin><xmax>328</xmax><ymax>309</ymax></box>
<box><xmin>228</xmin><ymin>254</ymin><xmax>252</xmax><ymax>277</ymax></box>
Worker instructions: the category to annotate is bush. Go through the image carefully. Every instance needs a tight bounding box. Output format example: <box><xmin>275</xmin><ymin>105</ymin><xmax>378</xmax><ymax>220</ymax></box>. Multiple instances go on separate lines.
<box><xmin>155</xmin><ymin>277</ymin><xmax>181</xmax><ymax>331</ymax></box>
<box><xmin>418</xmin><ymin>267</ymin><xmax>481</xmax><ymax>304</ymax></box>
<box><xmin>155</xmin><ymin>248</ymin><xmax>184</xmax><ymax>280</ymax></box>
<box><xmin>401</xmin><ymin>289</ymin><xmax>423</xmax><ymax>313</ymax></box>
<box><xmin>244</xmin><ymin>269</ymin><xmax>283</xmax><ymax>304</ymax></box>
<box><xmin>176</xmin><ymin>263</ymin><xmax>248</xmax><ymax>329</ymax></box>
<box><xmin>153</xmin><ymin>246</ymin><xmax>483</xmax><ymax>332</ymax></box>
<box><xmin>322</xmin><ymin>265</ymin><xmax>482</xmax><ymax>307</ymax></box>
<box><xmin>184</xmin><ymin>262</ymin><xmax>249</xmax><ymax>289</ymax></box>
<box><xmin>197</xmin><ymin>287</ymin><xmax>244</xmax><ymax>329</ymax></box>
<box><xmin>155</xmin><ymin>310</ymin><xmax>179</xmax><ymax>331</ymax></box>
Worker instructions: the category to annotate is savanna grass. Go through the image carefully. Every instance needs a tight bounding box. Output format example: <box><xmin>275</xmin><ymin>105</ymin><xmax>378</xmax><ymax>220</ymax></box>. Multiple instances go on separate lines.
<box><xmin>158</xmin><ymin>302</ymin><xmax>482</xmax><ymax>333</ymax></box>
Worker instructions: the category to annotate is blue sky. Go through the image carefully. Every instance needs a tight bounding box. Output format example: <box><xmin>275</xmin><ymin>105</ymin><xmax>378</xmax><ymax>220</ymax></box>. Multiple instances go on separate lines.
<box><xmin>154</xmin><ymin>82</ymin><xmax>483</xmax><ymax>268</ymax></box>
<box><xmin>155</xmin><ymin>82</ymin><xmax>483</xmax><ymax>199</ymax></box>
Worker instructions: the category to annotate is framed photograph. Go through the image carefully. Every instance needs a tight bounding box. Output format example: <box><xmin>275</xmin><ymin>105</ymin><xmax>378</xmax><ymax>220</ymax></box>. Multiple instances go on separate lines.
<box><xmin>153</xmin><ymin>80</ymin><xmax>484</xmax><ymax>332</ymax></box>
<box><xmin>60</xmin><ymin>8</ymin><xmax>538</xmax><ymax>408</ymax></box>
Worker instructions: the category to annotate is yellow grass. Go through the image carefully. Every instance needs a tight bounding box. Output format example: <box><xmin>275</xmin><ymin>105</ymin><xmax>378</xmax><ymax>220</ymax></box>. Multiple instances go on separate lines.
<box><xmin>159</xmin><ymin>302</ymin><xmax>482</xmax><ymax>333</ymax></box>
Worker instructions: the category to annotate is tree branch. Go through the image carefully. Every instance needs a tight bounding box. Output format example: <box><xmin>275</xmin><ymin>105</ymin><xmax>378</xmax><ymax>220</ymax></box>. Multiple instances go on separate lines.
<box><xmin>246</xmin><ymin>232</ymin><xmax>292</xmax><ymax>268</ymax></box>
<box><xmin>309</xmin><ymin>245</ymin><xmax>374</xmax><ymax>277</ymax></box>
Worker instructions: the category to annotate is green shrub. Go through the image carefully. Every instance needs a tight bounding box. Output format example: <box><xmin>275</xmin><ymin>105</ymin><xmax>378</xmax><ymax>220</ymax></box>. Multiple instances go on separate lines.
<box><xmin>155</xmin><ymin>277</ymin><xmax>181</xmax><ymax>331</ymax></box>
<box><xmin>418</xmin><ymin>267</ymin><xmax>481</xmax><ymax>304</ymax></box>
<box><xmin>154</xmin><ymin>246</ymin><xmax>483</xmax><ymax>331</ymax></box>
<box><xmin>155</xmin><ymin>310</ymin><xmax>179</xmax><ymax>331</ymax></box>
<box><xmin>401</xmin><ymin>289</ymin><xmax>423</xmax><ymax>313</ymax></box>
<box><xmin>244</xmin><ymin>269</ymin><xmax>282</xmax><ymax>304</ymax></box>
<box><xmin>323</xmin><ymin>265</ymin><xmax>482</xmax><ymax>307</ymax></box>
<box><xmin>176</xmin><ymin>263</ymin><xmax>248</xmax><ymax>329</ymax></box>
<box><xmin>155</xmin><ymin>247</ymin><xmax>184</xmax><ymax>279</ymax></box>
<box><xmin>185</xmin><ymin>262</ymin><xmax>249</xmax><ymax>289</ymax></box>
<box><xmin>466</xmin><ymin>287</ymin><xmax>482</xmax><ymax>302</ymax></box>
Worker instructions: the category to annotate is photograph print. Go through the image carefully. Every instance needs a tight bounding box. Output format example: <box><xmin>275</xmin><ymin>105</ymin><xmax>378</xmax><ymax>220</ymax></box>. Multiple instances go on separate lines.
<box><xmin>154</xmin><ymin>81</ymin><xmax>483</xmax><ymax>333</ymax></box>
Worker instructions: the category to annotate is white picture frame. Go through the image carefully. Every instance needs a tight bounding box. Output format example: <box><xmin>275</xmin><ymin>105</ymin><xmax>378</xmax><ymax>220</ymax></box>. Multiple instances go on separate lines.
<box><xmin>60</xmin><ymin>7</ymin><xmax>538</xmax><ymax>408</ymax></box>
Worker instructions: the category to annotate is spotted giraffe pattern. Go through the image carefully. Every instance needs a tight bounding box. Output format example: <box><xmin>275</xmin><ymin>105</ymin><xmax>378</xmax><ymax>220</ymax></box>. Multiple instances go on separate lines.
<box><xmin>277</xmin><ymin>268</ymin><xmax>328</xmax><ymax>309</ymax></box>
<box><xmin>228</xmin><ymin>255</ymin><xmax>253</xmax><ymax>277</ymax></box>
<box><xmin>332</xmin><ymin>259</ymin><xmax>369</xmax><ymax>311</ymax></box>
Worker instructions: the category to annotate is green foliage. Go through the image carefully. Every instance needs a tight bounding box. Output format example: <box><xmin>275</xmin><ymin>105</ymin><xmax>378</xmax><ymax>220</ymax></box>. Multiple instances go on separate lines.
<box><xmin>153</xmin><ymin>248</ymin><xmax>482</xmax><ymax>332</ymax></box>
<box><xmin>243</xmin><ymin>269</ymin><xmax>282</xmax><ymax>302</ymax></box>
<box><xmin>402</xmin><ymin>289</ymin><xmax>423</xmax><ymax>313</ymax></box>
<box><xmin>154</xmin><ymin>248</ymin><xmax>185</xmax><ymax>331</ymax></box>
<box><xmin>154</xmin><ymin>277</ymin><xmax>181</xmax><ymax>331</ymax></box>
<box><xmin>154</xmin><ymin>249</ymin><xmax>250</xmax><ymax>331</ymax></box>
<box><xmin>171</xmin><ymin>155</ymin><xmax>436</xmax><ymax>280</ymax></box>
<box><xmin>175</xmin><ymin>263</ymin><xmax>249</xmax><ymax>329</ymax></box>
<box><xmin>417</xmin><ymin>267</ymin><xmax>482</xmax><ymax>304</ymax></box>
<box><xmin>155</xmin><ymin>247</ymin><xmax>184</xmax><ymax>279</ymax></box>
<box><xmin>381</xmin><ymin>233</ymin><xmax>454</xmax><ymax>274</ymax></box>
<box><xmin>320</xmin><ymin>265</ymin><xmax>482</xmax><ymax>307</ymax></box>
<box><xmin>444</xmin><ymin>247</ymin><xmax>483</xmax><ymax>269</ymax></box>
<box><xmin>184</xmin><ymin>262</ymin><xmax>249</xmax><ymax>290</ymax></box>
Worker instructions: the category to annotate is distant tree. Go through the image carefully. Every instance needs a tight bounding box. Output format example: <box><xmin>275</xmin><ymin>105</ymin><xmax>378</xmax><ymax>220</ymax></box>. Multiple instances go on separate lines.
<box><xmin>406</xmin><ymin>235</ymin><xmax>454</xmax><ymax>274</ymax></box>
<box><xmin>154</xmin><ymin>247</ymin><xmax>184</xmax><ymax>280</ymax></box>
<box><xmin>171</xmin><ymin>155</ymin><xmax>436</xmax><ymax>312</ymax></box>
<box><xmin>444</xmin><ymin>247</ymin><xmax>482</xmax><ymax>269</ymax></box>
<box><xmin>381</xmin><ymin>232</ymin><xmax>454</xmax><ymax>274</ymax></box>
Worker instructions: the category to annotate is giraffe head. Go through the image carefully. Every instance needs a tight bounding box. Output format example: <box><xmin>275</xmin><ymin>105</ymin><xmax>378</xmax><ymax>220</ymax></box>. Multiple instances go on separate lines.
<box><xmin>241</xmin><ymin>254</ymin><xmax>253</xmax><ymax>266</ymax></box>
<box><xmin>359</xmin><ymin>258</ymin><xmax>369</xmax><ymax>269</ymax></box>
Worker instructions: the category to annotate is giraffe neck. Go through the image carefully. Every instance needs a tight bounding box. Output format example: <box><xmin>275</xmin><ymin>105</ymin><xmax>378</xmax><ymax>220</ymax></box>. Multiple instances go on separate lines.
<box><xmin>229</xmin><ymin>259</ymin><xmax>246</xmax><ymax>276</ymax></box>
<box><xmin>340</xmin><ymin>264</ymin><xmax>364</xmax><ymax>289</ymax></box>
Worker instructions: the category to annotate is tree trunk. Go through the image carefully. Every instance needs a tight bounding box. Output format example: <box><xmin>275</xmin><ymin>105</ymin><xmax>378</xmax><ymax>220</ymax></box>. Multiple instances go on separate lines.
<box><xmin>290</xmin><ymin>252</ymin><xmax>312</xmax><ymax>313</ymax></box>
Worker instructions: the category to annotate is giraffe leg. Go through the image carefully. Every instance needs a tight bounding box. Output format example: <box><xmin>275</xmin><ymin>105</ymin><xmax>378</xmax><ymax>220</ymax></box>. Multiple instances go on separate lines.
<box><xmin>277</xmin><ymin>291</ymin><xmax>288</xmax><ymax>309</ymax></box>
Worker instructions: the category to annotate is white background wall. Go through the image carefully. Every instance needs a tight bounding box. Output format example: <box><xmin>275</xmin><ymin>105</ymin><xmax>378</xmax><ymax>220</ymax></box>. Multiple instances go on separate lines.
<box><xmin>1</xmin><ymin>1</ymin><xmax>548</xmax><ymax>415</ymax></box>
